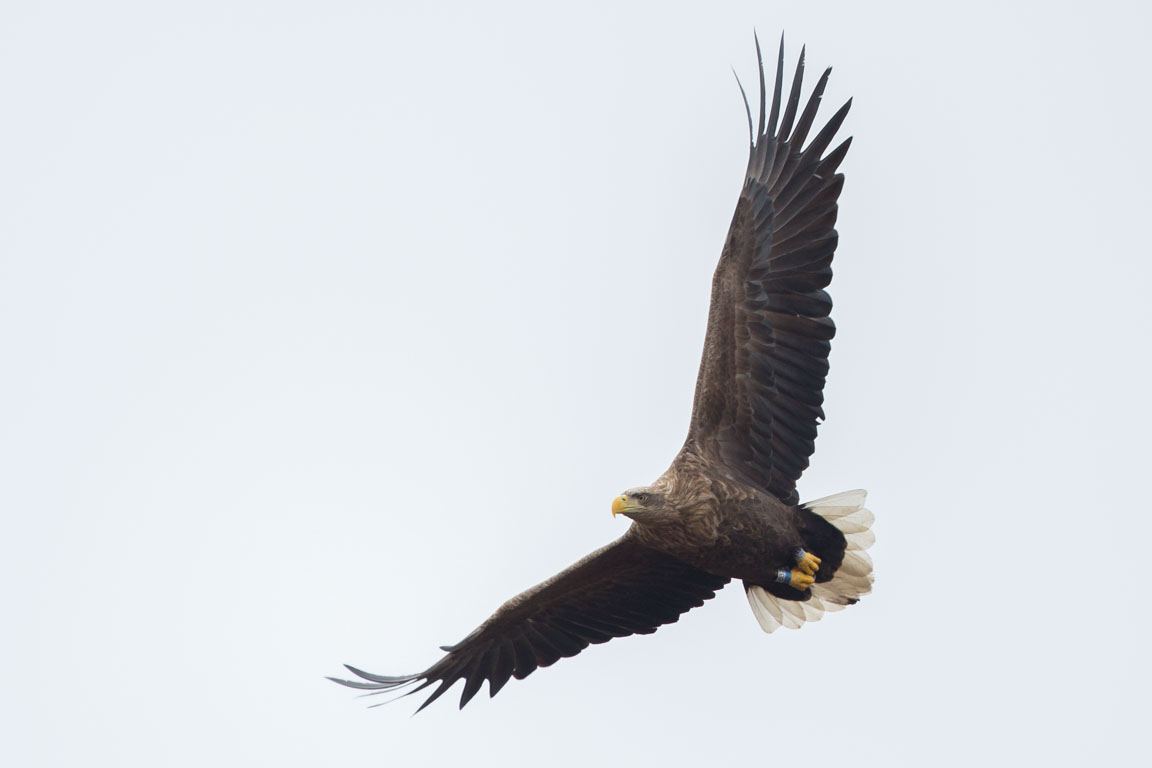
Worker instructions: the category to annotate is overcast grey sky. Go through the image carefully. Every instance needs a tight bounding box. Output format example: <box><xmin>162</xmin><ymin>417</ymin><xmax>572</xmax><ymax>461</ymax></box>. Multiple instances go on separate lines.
<box><xmin>3</xmin><ymin>1</ymin><xmax>1150</xmax><ymax>766</ymax></box>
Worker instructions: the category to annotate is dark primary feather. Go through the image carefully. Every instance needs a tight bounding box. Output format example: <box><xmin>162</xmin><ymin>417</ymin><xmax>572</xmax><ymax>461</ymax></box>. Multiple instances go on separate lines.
<box><xmin>329</xmin><ymin>535</ymin><xmax>729</xmax><ymax>711</ymax></box>
<box><xmin>685</xmin><ymin>35</ymin><xmax>852</xmax><ymax>505</ymax></box>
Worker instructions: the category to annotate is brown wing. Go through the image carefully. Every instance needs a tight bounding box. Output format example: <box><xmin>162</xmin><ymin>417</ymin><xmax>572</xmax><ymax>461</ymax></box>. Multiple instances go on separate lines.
<box><xmin>683</xmin><ymin>36</ymin><xmax>852</xmax><ymax>505</ymax></box>
<box><xmin>329</xmin><ymin>534</ymin><xmax>728</xmax><ymax>711</ymax></box>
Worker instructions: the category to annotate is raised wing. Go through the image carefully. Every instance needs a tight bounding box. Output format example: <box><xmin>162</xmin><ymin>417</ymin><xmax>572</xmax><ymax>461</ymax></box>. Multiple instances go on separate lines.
<box><xmin>329</xmin><ymin>534</ymin><xmax>728</xmax><ymax>711</ymax></box>
<box><xmin>683</xmin><ymin>36</ymin><xmax>851</xmax><ymax>505</ymax></box>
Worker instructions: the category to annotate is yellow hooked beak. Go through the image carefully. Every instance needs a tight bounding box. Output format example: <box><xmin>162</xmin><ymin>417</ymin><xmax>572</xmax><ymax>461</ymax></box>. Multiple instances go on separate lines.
<box><xmin>611</xmin><ymin>495</ymin><xmax>632</xmax><ymax>518</ymax></box>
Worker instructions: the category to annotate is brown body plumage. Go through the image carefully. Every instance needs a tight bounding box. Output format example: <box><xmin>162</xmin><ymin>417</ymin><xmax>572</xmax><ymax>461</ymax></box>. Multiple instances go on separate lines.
<box><xmin>634</xmin><ymin>451</ymin><xmax>846</xmax><ymax>588</ymax></box>
<box><xmin>330</xmin><ymin>35</ymin><xmax>874</xmax><ymax>712</ymax></box>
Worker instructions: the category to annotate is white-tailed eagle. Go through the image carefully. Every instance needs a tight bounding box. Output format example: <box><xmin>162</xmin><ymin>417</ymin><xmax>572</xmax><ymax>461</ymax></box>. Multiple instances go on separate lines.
<box><xmin>330</xmin><ymin>35</ymin><xmax>874</xmax><ymax>712</ymax></box>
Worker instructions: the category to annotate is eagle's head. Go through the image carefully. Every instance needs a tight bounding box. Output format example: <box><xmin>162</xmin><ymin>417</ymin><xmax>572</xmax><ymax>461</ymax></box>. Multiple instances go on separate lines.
<box><xmin>611</xmin><ymin>487</ymin><xmax>672</xmax><ymax>524</ymax></box>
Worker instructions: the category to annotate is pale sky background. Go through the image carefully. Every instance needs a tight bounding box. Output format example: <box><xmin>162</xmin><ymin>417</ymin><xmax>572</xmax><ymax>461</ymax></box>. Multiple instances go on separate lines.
<box><xmin>3</xmin><ymin>1</ymin><xmax>1150</xmax><ymax>766</ymax></box>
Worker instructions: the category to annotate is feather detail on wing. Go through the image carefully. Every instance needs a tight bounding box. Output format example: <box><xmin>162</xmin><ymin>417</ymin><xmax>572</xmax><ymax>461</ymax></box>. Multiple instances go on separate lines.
<box><xmin>684</xmin><ymin>35</ymin><xmax>851</xmax><ymax>505</ymax></box>
<box><xmin>329</xmin><ymin>535</ymin><xmax>729</xmax><ymax>712</ymax></box>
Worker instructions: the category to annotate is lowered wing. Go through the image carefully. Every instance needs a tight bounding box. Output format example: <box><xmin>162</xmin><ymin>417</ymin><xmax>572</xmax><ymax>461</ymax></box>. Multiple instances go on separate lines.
<box><xmin>330</xmin><ymin>534</ymin><xmax>728</xmax><ymax>711</ymax></box>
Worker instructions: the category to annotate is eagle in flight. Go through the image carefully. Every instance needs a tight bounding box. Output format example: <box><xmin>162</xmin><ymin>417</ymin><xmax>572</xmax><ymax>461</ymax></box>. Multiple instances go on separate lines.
<box><xmin>330</xmin><ymin>35</ymin><xmax>874</xmax><ymax>712</ymax></box>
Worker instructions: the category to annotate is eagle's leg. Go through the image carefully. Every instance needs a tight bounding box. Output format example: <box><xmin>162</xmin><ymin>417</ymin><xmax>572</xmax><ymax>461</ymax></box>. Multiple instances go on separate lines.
<box><xmin>775</xmin><ymin>567</ymin><xmax>815</xmax><ymax>590</ymax></box>
<box><xmin>772</xmin><ymin>549</ymin><xmax>820</xmax><ymax>591</ymax></box>
<box><xmin>794</xmin><ymin>548</ymin><xmax>822</xmax><ymax>577</ymax></box>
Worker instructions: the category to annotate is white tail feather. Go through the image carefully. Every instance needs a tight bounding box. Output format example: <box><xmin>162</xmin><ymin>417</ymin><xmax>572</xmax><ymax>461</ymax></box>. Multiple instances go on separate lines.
<box><xmin>746</xmin><ymin>489</ymin><xmax>875</xmax><ymax>634</ymax></box>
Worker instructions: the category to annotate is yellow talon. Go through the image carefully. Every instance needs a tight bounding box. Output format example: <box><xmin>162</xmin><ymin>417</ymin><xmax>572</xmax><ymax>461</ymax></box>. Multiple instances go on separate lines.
<box><xmin>789</xmin><ymin>569</ymin><xmax>815</xmax><ymax>590</ymax></box>
<box><xmin>797</xmin><ymin>551</ymin><xmax>822</xmax><ymax>577</ymax></box>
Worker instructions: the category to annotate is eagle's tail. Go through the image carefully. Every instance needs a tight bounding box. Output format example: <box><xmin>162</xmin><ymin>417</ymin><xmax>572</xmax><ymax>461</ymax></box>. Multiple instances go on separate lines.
<box><xmin>745</xmin><ymin>489</ymin><xmax>874</xmax><ymax>634</ymax></box>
